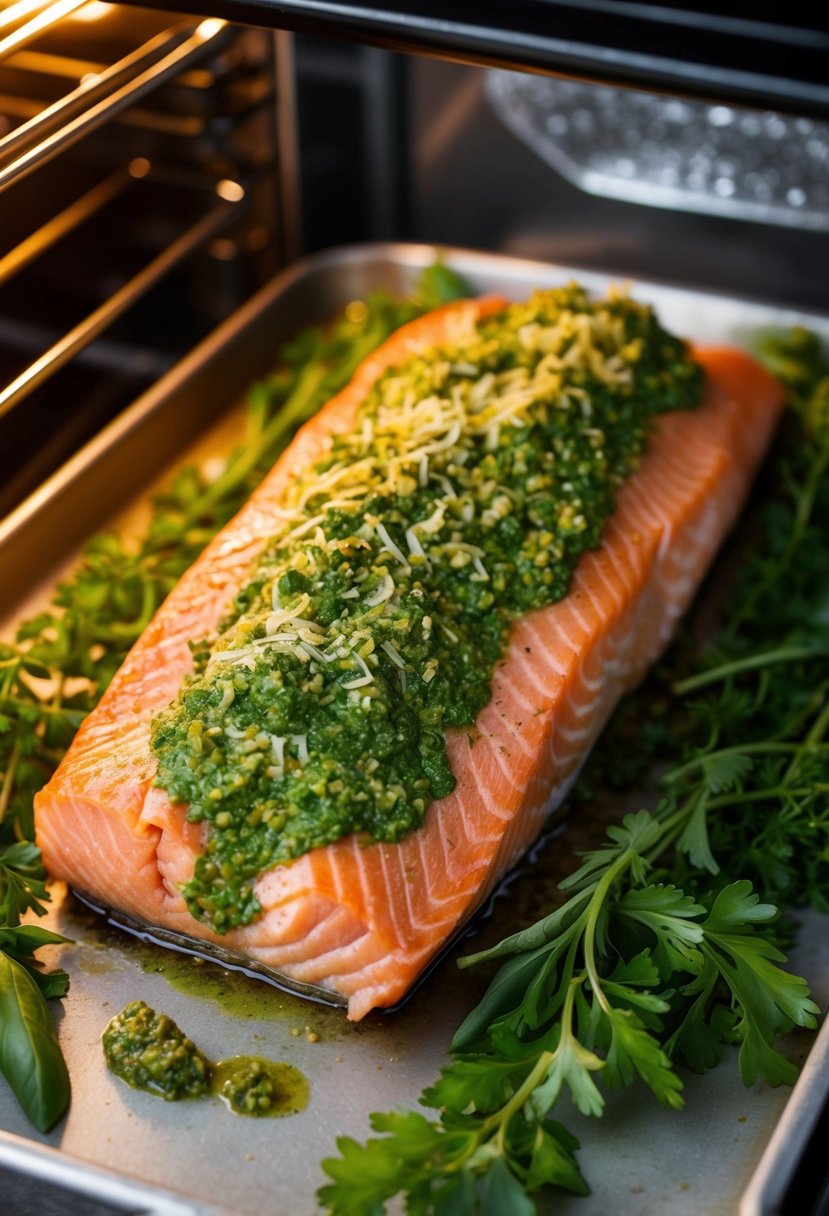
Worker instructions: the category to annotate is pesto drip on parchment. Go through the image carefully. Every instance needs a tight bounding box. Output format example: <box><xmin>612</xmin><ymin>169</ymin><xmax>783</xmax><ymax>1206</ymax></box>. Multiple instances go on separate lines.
<box><xmin>151</xmin><ymin>284</ymin><xmax>703</xmax><ymax>932</ymax></box>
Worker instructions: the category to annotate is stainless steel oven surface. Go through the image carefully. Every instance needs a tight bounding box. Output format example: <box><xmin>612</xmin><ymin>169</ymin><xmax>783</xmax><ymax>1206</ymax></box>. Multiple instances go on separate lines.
<box><xmin>1</xmin><ymin>2</ymin><xmax>829</xmax><ymax>1212</ymax></box>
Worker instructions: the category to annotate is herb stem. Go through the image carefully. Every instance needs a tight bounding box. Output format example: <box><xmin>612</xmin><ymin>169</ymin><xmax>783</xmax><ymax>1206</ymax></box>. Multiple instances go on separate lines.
<box><xmin>664</xmin><ymin>741</ymin><xmax>827</xmax><ymax>786</ymax></box>
<box><xmin>0</xmin><ymin>735</ymin><xmax>20</xmax><ymax>826</ymax></box>
<box><xmin>488</xmin><ymin>1048</ymin><xmax>556</xmax><ymax>1150</ymax></box>
<box><xmin>583</xmin><ymin>850</ymin><xmax>634</xmax><ymax>1011</ymax></box>
<box><xmin>674</xmin><ymin>646</ymin><xmax>827</xmax><ymax>695</ymax></box>
<box><xmin>705</xmin><ymin>786</ymin><xmax>823</xmax><ymax>812</ymax></box>
<box><xmin>780</xmin><ymin>694</ymin><xmax>829</xmax><ymax>787</ymax></box>
<box><xmin>105</xmin><ymin>579</ymin><xmax>159</xmax><ymax>643</ymax></box>
<box><xmin>0</xmin><ymin>698</ymin><xmax>86</xmax><ymax>723</ymax></box>
<box><xmin>725</xmin><ymin>434</ymin><xmax>829</xmax><ymax>637</ymax></box>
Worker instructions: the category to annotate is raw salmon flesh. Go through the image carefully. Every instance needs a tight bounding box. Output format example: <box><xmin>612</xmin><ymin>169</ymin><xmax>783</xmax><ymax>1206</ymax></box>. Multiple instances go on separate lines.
<box><xmin>35</xmin><ymin>295</ymin><xmax>785</xmax><ymax>1020</ymax></box>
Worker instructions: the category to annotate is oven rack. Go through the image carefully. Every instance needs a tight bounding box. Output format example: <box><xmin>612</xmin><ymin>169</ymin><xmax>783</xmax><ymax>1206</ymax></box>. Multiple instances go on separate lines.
<box><xmin>0</xmin><ymin>0</ymin><xmax>290</xmax><ymax>516</ymax></box>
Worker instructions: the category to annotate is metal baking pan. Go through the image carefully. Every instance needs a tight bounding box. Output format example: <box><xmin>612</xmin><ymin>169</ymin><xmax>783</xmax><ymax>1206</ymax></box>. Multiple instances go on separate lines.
<box><xmin>2</xmin><ymin>243</ymin><xmax>829</xmax><ymax>1216</ymax></box>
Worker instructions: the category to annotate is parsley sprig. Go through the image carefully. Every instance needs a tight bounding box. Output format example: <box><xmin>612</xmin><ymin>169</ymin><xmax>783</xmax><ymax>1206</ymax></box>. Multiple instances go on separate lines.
<box><xmin>320</xmin><ymin>825</ymin><xmax>817</xmax><ymax>1214</ymax></box>
<box><xmin>0</xmin><ymin>263</ymin><xmax>471</xmax><ymax>1133</ymax></box>
<box><xmin>319</xmin><ymin>329</ymin><xmax>829</xmax><ymax>1214</ymax></box>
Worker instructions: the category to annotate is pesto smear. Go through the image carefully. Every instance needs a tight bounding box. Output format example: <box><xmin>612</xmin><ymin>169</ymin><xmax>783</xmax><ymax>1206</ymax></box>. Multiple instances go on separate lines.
<box><xmin>151</xmin><ymin>284</ymin><xmax>703</xmax><ymax>932</ymax></box>
<box><xmin>212</xmin><ymin>1056</ymin><xmax>308</xmax><ymax>1117</ymax></box>
<box><xmin>102</xmin><ymin>1002</ymin><xmax>308</xmax><ymax>1117</ymax></box>
<box><xmin>102</xmin><ymin>1000</ymin><xmax>210</xmax><ymax>1100</ymax></box>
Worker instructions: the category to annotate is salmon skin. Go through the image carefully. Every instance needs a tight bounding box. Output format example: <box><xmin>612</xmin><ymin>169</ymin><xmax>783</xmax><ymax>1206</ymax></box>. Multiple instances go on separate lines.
<box><xmin>35</xmin><ymin>295</ymin><xmax>784</xmax><ymax>1020</ymax></box>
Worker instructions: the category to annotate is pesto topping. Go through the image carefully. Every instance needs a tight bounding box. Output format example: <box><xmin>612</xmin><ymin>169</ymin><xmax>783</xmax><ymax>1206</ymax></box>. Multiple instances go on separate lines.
<box><xmin>212</xmin><ymin>1056</ymin><xmax>309</xmax><ymax>1117</ymax></box>
<box><xmin>151</xmin><ymin>284</ymin><xmax>703</xmax><ymax>932</ymax></box>
<box><xmin>102</xmin><ymin>1000</ymin><xmax>210</xmax><ymax>1100</ymax></box>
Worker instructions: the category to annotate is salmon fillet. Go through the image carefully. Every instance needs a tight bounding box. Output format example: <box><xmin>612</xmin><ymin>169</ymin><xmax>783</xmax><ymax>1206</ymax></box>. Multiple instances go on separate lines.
<box><xmin>35</xmin><ymin>296</ymin><xmax>784</xmax><ymax>1020</ymax></box>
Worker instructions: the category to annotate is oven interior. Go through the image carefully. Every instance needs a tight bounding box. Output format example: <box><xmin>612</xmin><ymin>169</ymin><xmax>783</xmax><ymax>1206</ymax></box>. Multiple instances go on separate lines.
<box><xmin>1</xmin><ymin>2</ymin><xmax>827</xmax><ymax>522</ymax></box>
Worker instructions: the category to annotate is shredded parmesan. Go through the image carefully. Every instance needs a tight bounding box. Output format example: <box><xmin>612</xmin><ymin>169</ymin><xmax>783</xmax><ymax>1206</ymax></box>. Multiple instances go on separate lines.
<box><xmin>290</xmin><ymin>734</ymin><xmax>309</xmax><ymax>763</ymax></box>
<box><xmin>265</xmin><ymin>594</ymin><xmax>311</xmax><ymax>635</ymax></box>
<box><xmin>375</xmin><ymin>522</ymin><xmax>410</xmax><ymax>569</ymax></box>
<box><xmin>342</xmin><ymin>652</ymin><xmax>374</xmax><ymax>690</ymax></box>
<box><xmin>405</xmin><ymin>525</ymin><xmax>427</xmax><ymax>559</ymax></box>
<box><xmin>381</xmin><ymin>640</ymin><xmax>406</xmax><ymax>669</ymax></box>
<box><xmin>301</xmin><ymin>640</ymin><xmax>335</xmax><ymax>664</ymax></box>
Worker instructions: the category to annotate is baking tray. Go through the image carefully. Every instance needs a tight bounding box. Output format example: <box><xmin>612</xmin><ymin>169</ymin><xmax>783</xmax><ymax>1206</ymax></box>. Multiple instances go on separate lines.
<box><xmin>2</xmin><ymin>242</ymin><xmax>829</xmax><ymax>1216</ymax></box>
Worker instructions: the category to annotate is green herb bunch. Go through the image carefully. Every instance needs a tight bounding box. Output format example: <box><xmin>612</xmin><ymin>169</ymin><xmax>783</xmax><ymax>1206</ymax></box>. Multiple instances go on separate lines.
<box><xmin>0</xmin><ymin>263</ymin><xmax>470</xmax><ymax>1132</ymax></box>
<box><xmin>319</xmin><ymin>329</ymin><xmax>829</xmax><ymax>1214</ymax></box>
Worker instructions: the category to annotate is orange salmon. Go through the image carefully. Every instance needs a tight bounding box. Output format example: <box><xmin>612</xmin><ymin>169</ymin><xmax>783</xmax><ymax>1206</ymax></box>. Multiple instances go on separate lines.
<box><xmin>35</xmin><ymin>296</ymin><xmax>784</xmax><ymax>1019</ymax></box>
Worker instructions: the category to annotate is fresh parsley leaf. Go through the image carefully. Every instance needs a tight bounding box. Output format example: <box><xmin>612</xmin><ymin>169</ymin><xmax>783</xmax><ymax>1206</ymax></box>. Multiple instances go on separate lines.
<box><xmin>529</xmin><ymin>1025</ymin><xmax>606</xmax><ymax>1119</ymax></box>
<box><xmin>700</xmin><ymin>882</ymin><xmax>819</xmax><ymax>1086</ymax></box>
<box><xmin>614</xmin><ymin>884</ymin><xmax>705</xmax><ymax>976</ymax></box>
<box><xmin>0</xmin><ymin>842</ymin><xmax>51</xmax><ymax>923</ymax></box>
<box><xmin>482</xmin><ymin>1158</ymin><xmax>538</xmax><ymax>1216</ymax></box>
<box><xmin>519</xmin><ymin>1120</ymin><xmax>588</xmax><ymax>1196</ymax></box>
<box><xmin>603</xmin><ymin>1008</ymin><xmax>684</xmax><ymax>1107</ymax></box>
<box><xmin>422</xmin><ymin>1055</ymin><xmax>526</xmax><ymax>1116</ymax></box>
<box><xmin>701</xmin><ymin>751</ymin><xmax>755</xmax><ymax>794</ymax></box>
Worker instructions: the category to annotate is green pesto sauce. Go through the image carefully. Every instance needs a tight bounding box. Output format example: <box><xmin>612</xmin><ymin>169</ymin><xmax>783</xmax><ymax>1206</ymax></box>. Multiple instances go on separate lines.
<box><xmin>151</xmin><ymin>284</ymin><xmax>703</xmax><ymax>932</ymax></box>
<box><xmin>211</xmin><ymin>1056</ymin><xmax>309</xmax><ymax>1117</ymax></box>
<box><xmin>102</xmin><ymin>1002</ymin><xmax>308</xmax><ymax>1117</ymax></box>
<box><xmin>102</xmin><ymin>1000</ymin><xmax>210</xmax><ymax>1101</ymax></box>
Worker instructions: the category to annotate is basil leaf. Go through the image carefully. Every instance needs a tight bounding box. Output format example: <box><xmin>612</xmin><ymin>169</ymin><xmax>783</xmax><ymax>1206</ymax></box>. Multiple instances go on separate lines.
<box><xmin>451</xmin><ymin>948</ymin><xmax>549</xmax><ymax>1051</ymax></box>
<box><xmin>18</xmin><ymin>962</ymin><xmax>71</xmax><ymax>1000</ymax></box>
<box><xmin>0</xmin><ymin>926</ymin><xmax>69</xmax><ymax>957</ymax></box>
<box><xmin>0</xmin><ymin>951</ymin><xmax>69</xmax><ymax>1131</ymax></box>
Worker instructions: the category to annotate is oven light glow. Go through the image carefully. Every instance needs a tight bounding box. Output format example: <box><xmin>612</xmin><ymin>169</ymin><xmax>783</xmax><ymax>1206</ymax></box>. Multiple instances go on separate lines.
<box><xmin>0</xmin><ymin>0</ymin><xmax>86</xmax><ymax>52</ymax></box>
<box><xmin>72</xmin><ymin>1</ymin><xmax>114</xmax><ymax>21</ymax></box>
<box><xmin>216</xmin><ymin>180</ymin><xmax>245</xmax><ymax>202</ymax></box>
<box><xmin>196</xmin><ymin>17</ymin><xmax>225</xmax><ymax>39</ymax></box>
<box><xmin>129</xmin><ymin>158</ymin><xmax>151</xmax><ymax>179</ymax></box>
<box><xmin>0</xmin><ymin>0</ymin><xmax>53</xmax><ymax>31</ymax></box>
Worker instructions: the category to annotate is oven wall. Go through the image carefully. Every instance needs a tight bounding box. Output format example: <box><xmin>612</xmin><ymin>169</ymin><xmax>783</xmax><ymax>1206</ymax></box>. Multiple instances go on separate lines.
<box><xmin>294</xmin><ymin>36</ymin><xmax>829</xmax><ymax>314</ymax></box>
<box><xmin>409</xmin><ymin>59</ymin><xmax>829</xmax><ymax>314</ymax></box>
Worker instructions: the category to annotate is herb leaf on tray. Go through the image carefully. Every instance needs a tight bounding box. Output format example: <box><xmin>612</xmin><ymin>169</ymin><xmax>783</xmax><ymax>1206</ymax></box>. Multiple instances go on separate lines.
<box><xmin>319</xmin><ymin>329</ymin><xmax>829</xmax><ymax>1214</ymax></box>
<box><xmin>0</xmin><ymin>264</ymin><xmax>470</xmax><ymax>1133</ymax></box>
<box><xmin>0</xmin><ymin>841</ymin><xmax>69</xmax><ymax>1130</ymax></box>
